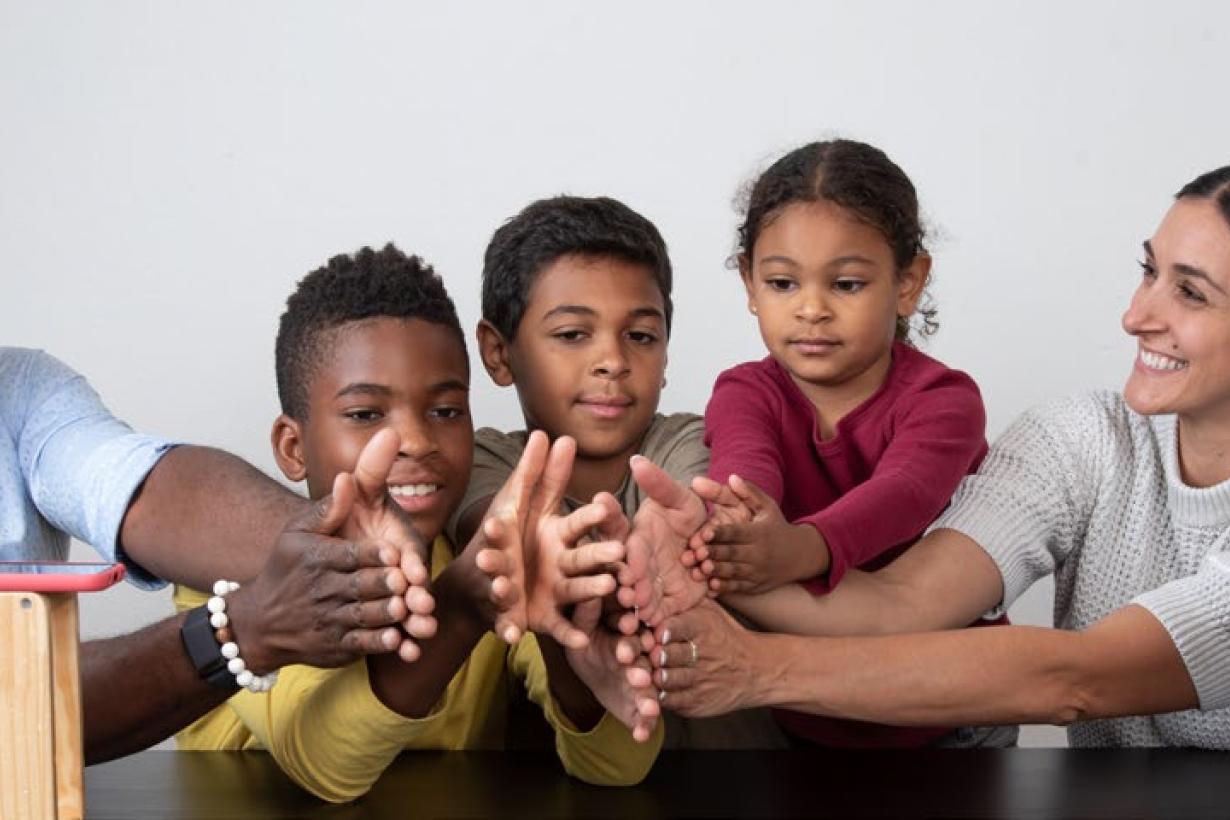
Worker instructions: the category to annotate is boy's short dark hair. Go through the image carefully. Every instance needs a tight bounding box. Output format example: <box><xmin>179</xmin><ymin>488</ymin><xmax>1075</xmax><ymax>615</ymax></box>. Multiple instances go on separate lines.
<box><xmin>276</xmin><ymin>243</ymin><xmax>465</xmax><ymax>420</ymax></box>
<box><xmin>481</xmin><ymin>196</ymin><xmax>673</xmax><ymax>341</ymax></box>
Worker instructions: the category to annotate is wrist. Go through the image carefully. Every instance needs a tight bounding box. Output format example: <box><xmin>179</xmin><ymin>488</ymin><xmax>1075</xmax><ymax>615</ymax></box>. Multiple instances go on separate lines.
<box><xmin>223</xmin><ymin>586</ymin><xmax>279</xmax><ymax>673</ymax></box>
<box><xmin>791</xmin><ymin>523</ymin><xmax>831</xmax><ymax>580</ymax></box>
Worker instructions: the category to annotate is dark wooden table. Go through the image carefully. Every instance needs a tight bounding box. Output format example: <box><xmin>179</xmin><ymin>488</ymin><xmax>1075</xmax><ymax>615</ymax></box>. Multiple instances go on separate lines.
<box><xmin>84</xmin><ymin>748</ymin><xmax>1230</xmax><ymax>819</ymax></box>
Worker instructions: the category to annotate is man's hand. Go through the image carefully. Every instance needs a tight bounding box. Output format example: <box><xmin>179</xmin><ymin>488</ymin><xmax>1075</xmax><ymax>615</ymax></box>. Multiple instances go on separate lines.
<box><xmin>617</xmin><ymin>455</ymin><xmax>709</xmax><ymax>629</ymax></box>
<box><xmin>226</xmin><ymin>430</ymin><xmax>436</xmax><ymax>670</ymax></box>
<box><xmin>649</xmin><ymin>598</ymin><xmax>760</xmax><ymax>718</ymax></box>
<box><xmin>564</xmin><ymin>596</ymin><xmax>660</xmax><ymax>743</ymax></box>
<box><xmin>689</xmin><ymin>474</ymin><xmax>830</xmax><ymax>595</ymax></box>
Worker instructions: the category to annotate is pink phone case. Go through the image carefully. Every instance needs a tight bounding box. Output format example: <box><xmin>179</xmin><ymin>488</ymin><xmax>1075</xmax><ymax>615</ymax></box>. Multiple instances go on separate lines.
<box><xmin>0</xmin><ymin>562</ymin><xmax>126</xmax><ymax>593</ymax></box>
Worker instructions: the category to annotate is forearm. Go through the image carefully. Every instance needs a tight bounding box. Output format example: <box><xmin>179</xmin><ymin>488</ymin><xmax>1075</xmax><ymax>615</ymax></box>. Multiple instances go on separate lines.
<box><xmin>749</xmin><ymin>605</ymin><xmax>1197</xmax><ymax>727</ymax></box>
<box><xmin>728</xmin><ymin>528</ymin><xmax>1004</xmax><ymax>636</ymax></box>
<box><xmin>367</xmin><ymin>553</ymin><xmax>486</xmax><ymax>718</ymax></box>
<box><xmin>81</xmin><ymin>613</ymin><xmax>231</xmax><ymax>764</ymax></box>
<box><xmin>537</xmin><ymin>636</ymin><xmax>604</xmax><ymax>732</ymax></box>
<box><xmin>121</xmin><ymin>446</ymin><xmax>306</xmax><ymax>588</ymax></box>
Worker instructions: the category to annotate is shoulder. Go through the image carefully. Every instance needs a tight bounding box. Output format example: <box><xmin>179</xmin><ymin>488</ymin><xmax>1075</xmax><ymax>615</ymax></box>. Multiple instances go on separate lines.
<box><xmin>1</xmin><ymin>348</ymin><xmax>103</xmax><ymax>439</ymax></box>
<box><xmin>472</xmin><ymin>427</ymin><xmax>530</xmax><ymax>469</ymax></box>
<box><xmin>638</xmin><ymin>412</ymin><xmax>707</xmax><ymax>476</ymax></box>
<box><xmin>890</xmin><ymin>343</ymin><xmax>981</xmax><ymax>397</ymax></box>
<box><xmin>1016</xmin><ymin>390</ymin><xmax>1140</xmax><ymax>443</ymax></box>
<box><xmin>708</xmin><ymin>358</ymin><xmax>792</xmax><ymax>418</ymax></box>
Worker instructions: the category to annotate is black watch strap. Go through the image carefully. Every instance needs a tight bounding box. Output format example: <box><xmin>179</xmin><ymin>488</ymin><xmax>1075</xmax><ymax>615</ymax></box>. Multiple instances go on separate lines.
<box><xmin>180</xmin><ymin>605</ymin><xmax>238</xmax><ymax>690</ymax></box>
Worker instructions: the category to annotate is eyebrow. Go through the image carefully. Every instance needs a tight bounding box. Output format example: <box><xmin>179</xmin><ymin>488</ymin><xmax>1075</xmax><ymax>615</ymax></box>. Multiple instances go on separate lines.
<box><xmin>334</xmin><ymin>379</ymin><xmax>469</xmax><ymax>399</ymax></box>
<box><xmin>542</xmin><ymin>305</ymin><xmax>665</xmax><ymax>322</ymax></box>
<box><xmin>1143</xmin><ymin>240</ymin><xmax>1228</xmax><ymax>295</ymax></box>
<box><xmin>757</xmin><ymin>254</ymin><xmax>878</xmax><ymax>268</ymax></box>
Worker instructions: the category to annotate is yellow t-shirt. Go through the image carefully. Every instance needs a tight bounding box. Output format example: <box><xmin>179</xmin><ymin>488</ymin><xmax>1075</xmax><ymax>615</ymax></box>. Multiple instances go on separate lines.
<box><xmin>175</xmin><ymin>536</ymin><xmax>662</xmax><ymax>802</ymax></box>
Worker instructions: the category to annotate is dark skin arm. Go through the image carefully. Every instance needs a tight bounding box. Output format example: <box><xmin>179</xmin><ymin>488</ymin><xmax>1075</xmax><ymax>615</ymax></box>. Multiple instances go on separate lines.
<box><xmin>83</xmin><ymin>432</ymin><xmax>432</xmax><ymax>764</ymax></box>
<box><xmin>119</xmin><ymin>445</ymin><xmax>305</xmax><ymax>588</ymax></box>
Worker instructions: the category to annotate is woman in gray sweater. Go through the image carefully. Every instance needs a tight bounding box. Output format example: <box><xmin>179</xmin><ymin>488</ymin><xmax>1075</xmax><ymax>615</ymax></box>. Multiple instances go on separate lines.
<box><xmin>646</xmin><ymin>165</ymin><xmax>1230</xmax><ymax>748</ymax></box>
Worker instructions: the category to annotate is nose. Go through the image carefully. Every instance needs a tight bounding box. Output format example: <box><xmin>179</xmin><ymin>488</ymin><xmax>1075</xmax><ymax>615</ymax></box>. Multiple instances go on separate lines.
<box><xmin>394</xmin><ymin>414</ymin><xmax>437</xmax><ymax>460</ymax></box>
<box><xmin>591</xmin><ymin>333</ymin><xmax>630</xmax><ymax>379</ymax></box>
<box><xmin>1122</xmin><ymin>279</ymin><xmax>1165</xmax><ymax>338</ymax></box>
<box><xmin>795</xmin><ymin>285</ymin><xmax>831</xmax><ymax>324</ymax></box>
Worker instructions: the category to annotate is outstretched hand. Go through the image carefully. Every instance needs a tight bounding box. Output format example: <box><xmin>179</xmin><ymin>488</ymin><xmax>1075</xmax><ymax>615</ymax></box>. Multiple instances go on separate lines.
<box><xmin>688</xmin><ymin>474</ymin><xmax>830</xmax><ymax>595</ymax></box>
<box><xmin>229</xmin><ymin>429</ymin><xmax>436</xmax><ymax>670</ymax></box>
<box><xmin>564</xmin><ymin>596</ymin><xmax>660</xmax><ymax>742</ymax></box>
<box><xmin>617</xmin><ymin>456</ymin><xmax>709</xmax><ymax>629</ymax></box>
<box><xmin>649</xmin><ymin>598</ymin><xmax>760</xmax><ymax>718</ymax></box>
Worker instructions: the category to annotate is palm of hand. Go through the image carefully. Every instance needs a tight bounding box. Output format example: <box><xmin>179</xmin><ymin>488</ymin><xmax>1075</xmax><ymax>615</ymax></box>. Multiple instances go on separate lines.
<box><xmin>629</xmin><ymin>495</ymin><xmax>708</xmax><ymax>626</ymax></box>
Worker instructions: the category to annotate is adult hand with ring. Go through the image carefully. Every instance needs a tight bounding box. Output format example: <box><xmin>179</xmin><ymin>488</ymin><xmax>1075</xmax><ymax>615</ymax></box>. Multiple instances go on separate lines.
<box><xmin>648</xmin><ymin>599</ymin><xmax>760</xmax><ymax>717</ymax></box>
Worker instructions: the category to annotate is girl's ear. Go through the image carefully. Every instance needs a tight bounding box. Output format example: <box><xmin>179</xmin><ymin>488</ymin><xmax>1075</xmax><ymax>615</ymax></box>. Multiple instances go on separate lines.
<box><xmin>896</xmin><ymin>253</ymin><xmax>932</xmax><ymax>318</ymax></box>
<box><xmin>739</xmin><ymin>255</ymin><xmax>758</xmax><ymax>315</ymax></box>
<box><xmin>476</xmin><ymin>319</ymin><xmax>516</xmax><ymax>387</ymax></box>
<box><xmin>270</xmin><ymin>414</ymin><xmax>308</xmax><ymax>482</ymax></box>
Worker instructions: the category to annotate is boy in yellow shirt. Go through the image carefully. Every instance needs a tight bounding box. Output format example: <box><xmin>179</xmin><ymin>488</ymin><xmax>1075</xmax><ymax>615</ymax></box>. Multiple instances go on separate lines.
<box><xmin>175</xmin><ymin>244</ymin><xmax>661</xmax><ymax>802</ymax></box>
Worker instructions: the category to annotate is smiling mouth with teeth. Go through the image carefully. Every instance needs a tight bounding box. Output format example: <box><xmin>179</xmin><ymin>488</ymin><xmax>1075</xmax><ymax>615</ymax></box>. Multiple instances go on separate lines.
<box><xmin>388</xmin><ymin>484</ymin><xmax>440</xmax><ymax>497</ymax></box>
<box><xmin>1140</xmin><ymin>349</ymin><xmax>1189</xmax><ymax>372</ymax></box>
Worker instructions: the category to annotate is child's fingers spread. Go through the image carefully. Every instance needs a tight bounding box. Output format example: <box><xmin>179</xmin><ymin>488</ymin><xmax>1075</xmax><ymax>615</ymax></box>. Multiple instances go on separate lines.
<box><xmin>495</xmin><ymin>614</ymin><xmax>522</xmax><ymax>645</ymax></box>
<box><xmin>396</xmin><ymin>638</ymin><xmax>422</xmax><ymax>663</ymax></box>
<box><xmin>476</xmin><ymin>546</ymin><xmax>512</xmax><ymax>579</ymax></box>
<box><xmin>545</xmin><ymin>613</ymin><xmax>589</xmax><ymax>650</ymax></box>
<box><xmin>555</xmin><ymin>573</ymin><xmax>616</xmax><ymax>604</ymax></box>
<box><xmin>403</xmin><ymin>584</ymin><xmax>435</xmax><ymax>615</ymax></box>
<box><xmin>559</xmin><ymin>539</ymin><xmax>625</xmax><ymax>576</ymax></box>
<box><xmin>405</xmin><ymin>612</ymin><xmax>438</xmax><ymax>639</ymax></box>
<box><xmin>489</xmin><ymin>575</ymin><xmax>520</xmax><ymax>609</ymax></box>
<box><xmin>708</xmin><ymin>522</ymin><xmax>754</xmax><ymax>545</ymax></box>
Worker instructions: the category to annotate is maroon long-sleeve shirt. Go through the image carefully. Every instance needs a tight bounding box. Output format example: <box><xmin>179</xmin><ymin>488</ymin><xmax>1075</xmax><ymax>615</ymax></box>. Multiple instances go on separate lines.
<box><xmin>705</xmin><ymin>341</ymin><xmax>1001</xmax><ymax>748</ymax></box>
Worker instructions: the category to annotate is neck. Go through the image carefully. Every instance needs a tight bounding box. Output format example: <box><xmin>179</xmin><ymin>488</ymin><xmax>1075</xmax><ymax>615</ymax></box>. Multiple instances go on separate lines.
<box><xmin>566</xmin><ymin>451</ymin><xmax>634</xmax><ymax>505</ymax></box>
<box><xmin>1176</xmin><ymin>413</ymin><xmax>1230</xmax><ymax>488</ymax></box>
<box><xmin>791</xmin><ymin>347</ymin><xmax>894</xmax><ymax>440</ymax></box>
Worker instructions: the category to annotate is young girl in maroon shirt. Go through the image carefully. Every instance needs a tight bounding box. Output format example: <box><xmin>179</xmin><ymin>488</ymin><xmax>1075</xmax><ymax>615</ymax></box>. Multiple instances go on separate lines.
<box><xmin>686</xmin><ymin>138</ymin><xmax>1013</xmax><ymax>748</ymax></box>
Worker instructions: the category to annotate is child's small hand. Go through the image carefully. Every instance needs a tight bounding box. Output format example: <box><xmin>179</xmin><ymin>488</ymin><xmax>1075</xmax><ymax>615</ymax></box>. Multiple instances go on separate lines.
<box><xmin>683</xmin><ymin>475</ymin><xmax>754</xmax><ymax>592</ymax></box>
<box><xmin>526</xmin><ymin>491</ymin><xmax>627</xmax><ymax>649</ymax></box>
<box><xmin>564</xmin><ymin>597</ymin><xmax>660</xmax><ymax>743</ymax></box>
<box><xmin>691</xmin><ymin>474</ymin><xmax>830</xmax><ymax>595</ymax></box>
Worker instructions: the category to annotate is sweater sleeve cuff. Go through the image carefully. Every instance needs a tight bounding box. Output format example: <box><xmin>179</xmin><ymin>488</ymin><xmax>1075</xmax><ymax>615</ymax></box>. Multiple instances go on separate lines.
<box><xmin>927</xmin><ymin>503</ymin><xmax>1047</xmax><ymax>620</ymax></box>
<box><xmin>1132</xmin><ymin>553</ymin><xmax>1230</xmax><ymax>712</ymax></box>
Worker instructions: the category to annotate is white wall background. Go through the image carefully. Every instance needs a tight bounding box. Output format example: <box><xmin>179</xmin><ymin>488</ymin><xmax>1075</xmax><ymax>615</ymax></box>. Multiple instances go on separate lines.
<box><xmin>3</xmin><ymin>1</ymin><xmax>1226</xmax><ymax>748</ymax></box>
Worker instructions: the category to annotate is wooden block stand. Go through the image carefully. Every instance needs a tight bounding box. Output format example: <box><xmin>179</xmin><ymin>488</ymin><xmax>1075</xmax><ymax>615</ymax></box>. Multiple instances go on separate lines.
<box><xmin>1</xmin><ymin>592</ymin><xmax>84</xmax><ymax>819</ymax></box>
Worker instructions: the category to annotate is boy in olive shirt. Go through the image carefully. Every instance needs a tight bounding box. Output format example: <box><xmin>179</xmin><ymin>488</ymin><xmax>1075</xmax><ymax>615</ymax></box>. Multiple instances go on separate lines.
<box><xmin>448</xmin><ymin>196</ymin><xmax>787</xmax><ymax>749</ymax></box>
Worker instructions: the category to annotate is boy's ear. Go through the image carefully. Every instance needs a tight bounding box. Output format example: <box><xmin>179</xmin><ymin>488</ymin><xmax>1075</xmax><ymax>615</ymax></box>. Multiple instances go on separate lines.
<box><xmin>738</xmin><ymin>255</ymin><xmax>758</xmax><ymax>315</ymax></box>
<box><xmin>896</xmin><ymin>253</ymin><xmax>932</xmax><ymax>318</ymax></box>
<box><xmin>476</xmin><ymin>319</ymin><xmax>515</xmax><ymax>387</ymax></box>
<box><xmin>270</xmin><ymin>414</ymin><xmax>308</xmax><ymax>482</ymax></box>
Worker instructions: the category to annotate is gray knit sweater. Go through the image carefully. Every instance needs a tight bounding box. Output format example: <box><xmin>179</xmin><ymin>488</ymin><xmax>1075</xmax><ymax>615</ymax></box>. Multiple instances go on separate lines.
<box><xmin>933</xmin><ymin>390</ymin><xmax>1230</xmax><ymax>748</ymax></box>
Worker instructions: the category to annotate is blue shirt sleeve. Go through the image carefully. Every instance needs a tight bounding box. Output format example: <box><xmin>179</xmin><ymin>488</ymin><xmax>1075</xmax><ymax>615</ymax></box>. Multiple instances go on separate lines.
<box><xmin>12</xmin><ymin>350</ymin><xmax>176</xmax><ymax>588</ymax></box>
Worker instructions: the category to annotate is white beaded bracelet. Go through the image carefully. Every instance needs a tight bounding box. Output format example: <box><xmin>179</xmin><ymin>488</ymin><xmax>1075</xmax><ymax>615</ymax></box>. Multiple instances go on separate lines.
<box><xmin>208</xmin><ymin>579</ymin><xmax>278</xmax><ymax>694</ymax></box>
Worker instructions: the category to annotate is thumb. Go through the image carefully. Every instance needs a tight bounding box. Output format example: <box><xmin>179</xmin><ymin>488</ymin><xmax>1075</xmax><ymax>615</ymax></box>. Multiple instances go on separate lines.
<box><xmin>728</xmin><ymin>474</ymin><xmax>770</xmax><ymax>515</ymax></box>
<box><xmin>301</xmin><ymin>471</ymin><xmax>356</xmax><ymax>535</ymax></box>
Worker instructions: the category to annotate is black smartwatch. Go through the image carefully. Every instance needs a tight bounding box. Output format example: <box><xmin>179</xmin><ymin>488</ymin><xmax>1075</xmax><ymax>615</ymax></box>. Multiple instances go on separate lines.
<box><xmin>180</xmin><ymin>605</ymin><xmax>239</xmax><ymax>690</ymax></box>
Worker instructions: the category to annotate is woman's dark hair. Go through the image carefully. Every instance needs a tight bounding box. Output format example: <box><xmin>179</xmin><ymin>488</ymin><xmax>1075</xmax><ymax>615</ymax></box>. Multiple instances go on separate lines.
<box><xmin>736</xmin><ymin>139</ymin><xmax>936</xmax><ymax>341</ymax></box>
<box><xmin>1176</xmin><ymin>166</ymin><xmax>1230</xmax><ymax>229</ymax></box>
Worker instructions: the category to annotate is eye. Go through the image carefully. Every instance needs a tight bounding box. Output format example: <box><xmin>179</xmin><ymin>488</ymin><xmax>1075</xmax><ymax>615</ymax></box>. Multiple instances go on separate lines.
<box><xmin>430</xmin><ymin>405</ymin><xmax>467</xmax><ymax>421</ymax></box>
<box><xmin>765</xmin><ymin>277</ymin><xmax>796</xmax><ymax>293</ymax></box>
<box><xmin>342</xmin><ymin>408</ymin><xmax>383</xmax><ymax>424</ymax></box>
<box><xmin>627</xmin><ymin>330</ymin><xmax>659</xmax><ymax>346</ymax></box>
<box><xmin>834</xmin><ymin>278</ymin><xmax>866</xmax><ymax>294</ymax></box>
<box><xmin>1178</xmin><ymin>281</ymin><xmax>1208</xmax><ymax>305</ymax></box>
<box><xmin>552</xmin><ymin>329</ymin><xmax>589</xmax><ymax>343</ymax></box>
<box><xmin>1139</xmin><ymin>260</ymin><xmax>1157</xmax><ymax>281</ymax></box>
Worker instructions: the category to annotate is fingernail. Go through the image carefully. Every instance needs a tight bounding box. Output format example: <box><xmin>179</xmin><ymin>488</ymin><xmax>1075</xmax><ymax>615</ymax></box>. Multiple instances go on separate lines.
<box><xmin>661</xmin><ymin>669</ymin><xmax>668</xmax><ymax>684</ymax></box>
<box><xmin>662</xmin><ymin>629</ymin><xmax>671</xmax><ymax>644</ymax></box>
<box><xmin>658</xmin><ymin>689</ymin><xmax>666</xmax><ymax>702</ymax></box>
<box><xmin>658</xmin><ymin>648</ymin><xmax>666</xmax><ymax>666</ymax></box>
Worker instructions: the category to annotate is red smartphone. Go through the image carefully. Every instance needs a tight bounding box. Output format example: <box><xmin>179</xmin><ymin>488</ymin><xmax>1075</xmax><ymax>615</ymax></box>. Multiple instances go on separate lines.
<box><xmin>0</xmin><ymin>561</ymin><xmax>126</xmax><ymax>593</ymax></box>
